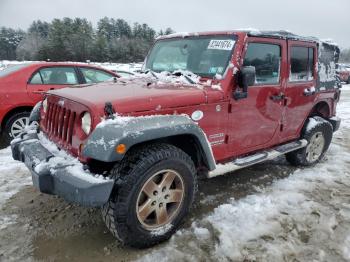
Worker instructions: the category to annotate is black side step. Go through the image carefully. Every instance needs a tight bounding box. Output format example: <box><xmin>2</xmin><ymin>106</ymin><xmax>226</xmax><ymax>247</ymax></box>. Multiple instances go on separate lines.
<box><xmin>208</xmin><ymin>139</ymin><xmax>308</xmax><ymax>178</ymax></box>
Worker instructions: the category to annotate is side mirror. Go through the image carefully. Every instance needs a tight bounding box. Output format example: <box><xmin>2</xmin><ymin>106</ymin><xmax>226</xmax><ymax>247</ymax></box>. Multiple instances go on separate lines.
<box><xmin>234</xmin><ymin>66</ymin><xmax>256</xmax><ymax>100</ymax></box>
<box><xmin>241</xmin><ymin>66</ymin><xmax>256</xmax><ymax>89</ymax></box>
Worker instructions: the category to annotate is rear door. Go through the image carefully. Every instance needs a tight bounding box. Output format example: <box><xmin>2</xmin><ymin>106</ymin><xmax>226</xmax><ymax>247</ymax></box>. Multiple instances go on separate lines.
<box><xmin>281</xmin><ymin>41</ymin><xmax>317</xmax><ymax>141</ymax></box>
<box><xmin>228</xmin><ymin>37</ymin><xmax>288</xmax><ymax>155</ymax></box>
<box><xmin>27</xmin><ymin>66</ymin><xmax>80</xmax><ymax>101</ymax></box>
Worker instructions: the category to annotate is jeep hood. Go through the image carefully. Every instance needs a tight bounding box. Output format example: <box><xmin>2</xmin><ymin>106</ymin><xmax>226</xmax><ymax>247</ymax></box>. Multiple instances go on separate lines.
<box><xmin>48</xmin><ymin>79</ymin><xmax>213</xmax><ymax>114</ymax></box>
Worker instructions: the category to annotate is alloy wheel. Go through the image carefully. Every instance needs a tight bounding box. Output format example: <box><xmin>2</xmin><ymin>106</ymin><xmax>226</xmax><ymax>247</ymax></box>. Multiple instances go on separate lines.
<box><xmin>306</xmin><ymin>131</ymin><xmax>325</xmax><ymax>162</ymax></box>
<box><xmin>10</xmin><ymin>117</ymin><xmax>29</xmax><ymax>138</ymax></box>
<box><xmin>136</xmin><ymin>169</ymin><xmax>185</xmax><ymax>230</ymax></box>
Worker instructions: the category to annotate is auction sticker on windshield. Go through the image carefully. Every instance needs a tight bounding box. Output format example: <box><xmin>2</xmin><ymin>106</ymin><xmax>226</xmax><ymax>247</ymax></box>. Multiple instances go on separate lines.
<box><xmin>207</xmin><ymin>39</ymin><xmax>235</xmax><ymax>50</ymax></box>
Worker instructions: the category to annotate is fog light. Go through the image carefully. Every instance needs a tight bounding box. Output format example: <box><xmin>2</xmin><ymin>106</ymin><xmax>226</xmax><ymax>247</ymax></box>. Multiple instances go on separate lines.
<box><xmin>116</xmin><ymin>144</ymin><xmax>126</xmax><ymax>154</ymax></box>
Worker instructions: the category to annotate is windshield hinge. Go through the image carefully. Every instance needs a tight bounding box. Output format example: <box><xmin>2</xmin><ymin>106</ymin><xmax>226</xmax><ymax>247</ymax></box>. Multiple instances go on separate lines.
<box><xmin>104</xmin><ymin>102</ymin><xmax>115</xmax><ymax>119</ymax></box>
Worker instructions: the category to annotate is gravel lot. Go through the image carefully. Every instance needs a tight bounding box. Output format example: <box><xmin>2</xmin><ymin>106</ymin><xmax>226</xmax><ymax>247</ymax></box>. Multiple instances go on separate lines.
<box><xmin>0</xmin><ymin>85</ymin><xmax>349</xmax><ymax>262</ymax></box>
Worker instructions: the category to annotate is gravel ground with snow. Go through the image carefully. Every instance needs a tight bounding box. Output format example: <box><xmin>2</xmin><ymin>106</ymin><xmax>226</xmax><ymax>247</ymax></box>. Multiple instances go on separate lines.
<box><xmin>0</xmin><ymin>85</ymin><xmax>349</xmax><ymax>261</ymax></box>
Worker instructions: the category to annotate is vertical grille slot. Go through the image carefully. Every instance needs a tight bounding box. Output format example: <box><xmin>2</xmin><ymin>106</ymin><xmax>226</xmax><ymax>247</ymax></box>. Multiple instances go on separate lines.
<box><xmin>58</xmin><ymin>108</ymin><xmax>65</xmax><ymax>139</ymax></box>
<box><xmin>62</xmin><ymin>109</ymin><xmax>70</xmax><ymax>142</ymax></box>
<box><xmin>53</xmin><ymin>106</ymin><xmax>61</xmax><ymax>136</ymax></box>
<box><xmin>44</xmin><ymin>103</ymin><xmax>52</xmax><ymax>129</ymax></box>
<box><xmin>43</xmin><ymin>101</ymin><xmax>77</xmax><ymax>146</ymax></box>
<box><xmin>67</xmin><ymin>111</ymin><xmax>76</xmax><ymax>144</ymax></box>
<box><xmin>48</xmin><ymin>103</ymin><xmax>55</xmax><ymax>132</ymax></box>
<box><xmin>51</xmin><ymin>104</ymin><xmax>58</xmax><ymax>133</ymax></box>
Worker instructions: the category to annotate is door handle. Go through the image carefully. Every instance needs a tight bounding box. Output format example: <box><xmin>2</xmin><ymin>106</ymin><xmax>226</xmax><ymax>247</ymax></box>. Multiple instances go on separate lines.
<box><xmin>303</xmin><ymin>87</ymin><xmax>316</xmax><ymax>96</ymax></box>
<box><xmin>270</xmin><ymin>93</ymin><xmax>285</xmax><ymax>101</ymax></box>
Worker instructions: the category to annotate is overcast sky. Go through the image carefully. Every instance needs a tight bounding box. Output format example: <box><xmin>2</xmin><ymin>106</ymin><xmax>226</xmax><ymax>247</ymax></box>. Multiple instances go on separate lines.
<box><xmin>0</xmin><ymin>0</ymin><xmax>349</xmax><ymax>47</ymax></box>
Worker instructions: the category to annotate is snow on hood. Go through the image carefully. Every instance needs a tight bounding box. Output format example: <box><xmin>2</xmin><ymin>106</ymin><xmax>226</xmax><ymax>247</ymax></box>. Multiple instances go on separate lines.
<box><xmin>130</xmin><ymin>70</ymin><xmax>202</xmax><ymax>86</ymax></box>
<box><xmin>47</xmin><ymin>70</ymin><xmax>223</xmax><ymax>115</ymax></box>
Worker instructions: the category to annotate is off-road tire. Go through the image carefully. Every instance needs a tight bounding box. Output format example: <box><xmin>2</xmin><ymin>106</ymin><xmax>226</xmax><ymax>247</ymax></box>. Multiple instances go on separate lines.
<box><xmin>101</xmin><ymin>143</ymin><xmax>197</xmax><ymax>248</ymax></box>
<box><xmin>2</xmin><ymin>111</ymin><xmax>30</xmax><ymax>145</ymax></box>
<box><xmin>286</xmin><ymin>116</ymin><xmax>333</xmax><ymax>166</ymax></box>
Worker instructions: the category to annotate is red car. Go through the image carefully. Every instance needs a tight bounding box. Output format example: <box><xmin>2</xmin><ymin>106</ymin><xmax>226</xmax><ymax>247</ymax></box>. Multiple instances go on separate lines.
<box><xmin>0</xmin><ymin>62</ymin><xmax>118</xmax><ymax>144</ymax></box>
<box><xmin>337</xmin><ymin>63</ymin><xmax>350</xmax><ymax>83</ymax></box>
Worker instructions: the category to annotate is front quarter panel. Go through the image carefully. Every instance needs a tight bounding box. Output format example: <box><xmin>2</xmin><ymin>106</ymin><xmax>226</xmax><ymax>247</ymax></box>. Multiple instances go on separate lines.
<box><xmin>82</xmin><ymin>115</ymin><xmax>216</xmax><ymax>170</ymax></box>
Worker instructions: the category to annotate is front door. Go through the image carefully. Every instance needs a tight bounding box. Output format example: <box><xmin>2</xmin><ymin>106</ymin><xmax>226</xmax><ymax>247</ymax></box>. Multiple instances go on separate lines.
<box><xmin>228</xmin><ymin>37</ymin><xmax>287</xmax><ymax>156</ymax></box>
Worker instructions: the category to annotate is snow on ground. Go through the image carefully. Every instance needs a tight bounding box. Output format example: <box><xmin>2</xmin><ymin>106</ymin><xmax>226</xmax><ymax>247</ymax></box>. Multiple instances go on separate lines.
<box><xmin>0</xmin><ymin>147</ymin><xmax>30</xmax><ymax>207</ymax></box>
<box><xmin>0</xmin><ymin>147</ymin><xmax>31</xmax><ymax>229</ymax></box>
<box><xmin>139</xmin><ymin>86</ymin><xmax>350</xmax><ymax>261</ymax></box>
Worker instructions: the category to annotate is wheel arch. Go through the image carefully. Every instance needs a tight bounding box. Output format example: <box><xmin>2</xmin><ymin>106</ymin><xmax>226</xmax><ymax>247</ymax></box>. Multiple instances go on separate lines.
<box><xmin>1</xmin><ymin>106</ymin><xmax>33</xmax><ymax>130</ymax></box>
<box><xmin>126</xmin><ymin>134</ymin><xmax>212</xmax><ymax>171</ymax></box>
<box><xmin>308</xmin><ymin>100</ymin><xmax>331</xmax><ymax>119</ymax></box>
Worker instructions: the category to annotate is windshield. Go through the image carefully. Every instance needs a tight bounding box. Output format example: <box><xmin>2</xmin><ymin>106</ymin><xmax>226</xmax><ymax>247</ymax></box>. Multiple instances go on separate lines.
<box><xmin>145</xmin><ymin>35</ymin><xmax>236</xmax><ymax>77</ymax></box>
<box><xmin>0</xmin><ymin>63</ymin><xmax>30</xmax><ymax>78</ymax></box>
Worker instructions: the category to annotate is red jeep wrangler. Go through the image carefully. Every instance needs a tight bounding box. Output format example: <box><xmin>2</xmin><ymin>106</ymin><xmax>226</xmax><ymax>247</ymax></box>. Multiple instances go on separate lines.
<box><xmin>12</xmin><ymin>30</ymin><xmax>341</xmax><ymax>248</ymax></box>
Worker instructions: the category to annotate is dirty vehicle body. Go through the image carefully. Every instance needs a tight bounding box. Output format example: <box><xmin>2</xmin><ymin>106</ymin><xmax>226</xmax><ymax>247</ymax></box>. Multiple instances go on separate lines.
<box><xmin>0</xmin><ymin>62</ymin><xmax>118</xmax><ymax>144</ymax></box>
<box><xmin>12</xmin><ymin>30</ymin><xmax>341</xmax><ymax>247</ymax></box>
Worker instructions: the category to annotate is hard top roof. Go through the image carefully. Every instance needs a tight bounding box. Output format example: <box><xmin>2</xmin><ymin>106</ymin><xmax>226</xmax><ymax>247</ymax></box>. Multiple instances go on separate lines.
<box><xmin>158</xmin><ymin>30</ymin><xmax>338</xmax><ymax>47</ymax></box>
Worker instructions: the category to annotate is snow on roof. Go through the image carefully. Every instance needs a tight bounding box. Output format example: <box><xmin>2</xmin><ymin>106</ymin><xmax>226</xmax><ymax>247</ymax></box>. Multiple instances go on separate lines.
<box><xmin>156</xmin><ymin>29</ymin><xmax>339</xmax><ymax>49</ymax></box>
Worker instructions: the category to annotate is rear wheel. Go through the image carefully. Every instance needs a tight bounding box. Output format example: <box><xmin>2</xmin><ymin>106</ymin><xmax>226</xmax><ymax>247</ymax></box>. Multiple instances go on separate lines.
<box><xmin>347</xmin><ymin>76</ymin><xmax>350</xmax><ymax>84</ymax></box>
<box><xmin>101</xmin><ymin>143</ymin><xmax>197</xmax><ymax>248</ymax></box>
<box><xmin>2</xmin><ymin>111</ymin><xmax>30</xmax><ymax>145</ymax></box>
<box><xmin>286</xmin><ymin>116</ymin><xmax>333</xmax><ymax>166</ymax></box>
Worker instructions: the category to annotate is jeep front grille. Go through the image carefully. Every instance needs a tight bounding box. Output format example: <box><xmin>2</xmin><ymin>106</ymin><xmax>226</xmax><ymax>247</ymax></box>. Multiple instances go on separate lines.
<box><xmin>44</xmin><ymin>102</ymin><xmax>76</xmax><ymax>145</ymax></box>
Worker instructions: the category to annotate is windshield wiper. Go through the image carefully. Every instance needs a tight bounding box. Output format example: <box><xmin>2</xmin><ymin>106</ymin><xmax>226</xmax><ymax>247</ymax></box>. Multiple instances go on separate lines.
<box><xmin>142</xmin><ymin>69</ymin><xmax>159</xmax><ymax>79</ymax></box>
<box><xmin>172</xmin><ymin>71</ymin><xmax>196</xmax><ymax>84</ymax></box>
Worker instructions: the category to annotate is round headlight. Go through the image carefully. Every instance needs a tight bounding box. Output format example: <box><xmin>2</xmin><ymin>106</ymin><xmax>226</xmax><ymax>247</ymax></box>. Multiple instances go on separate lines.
<box><xmin>81</xmin><ymin>112</ymin><xmax>92</xmax><ymax>135</ymax></box>
<box><xmin>42</xmin><ymin>98</ymin><xmax>48</xmax><ymax>113</ymax></box>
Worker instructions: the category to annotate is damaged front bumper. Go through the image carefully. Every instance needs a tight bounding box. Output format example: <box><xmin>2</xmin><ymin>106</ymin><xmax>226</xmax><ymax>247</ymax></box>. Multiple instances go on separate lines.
<box><xmin>11</xmin><ymin>132</ymin><xmax>114</xmax><ymax>207</ymax></box>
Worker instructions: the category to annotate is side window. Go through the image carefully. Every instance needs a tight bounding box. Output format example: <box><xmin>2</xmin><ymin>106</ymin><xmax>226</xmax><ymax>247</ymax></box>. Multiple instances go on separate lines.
<box><xmin>38</xmin><ymin>67</ymin><xmax>78</xmax><ymax>85</ymax></box>
<box><xmin>290</xmin><ymin>46</ymin><xmax>314</xmax><ymax>82</ymax></box>
<box><xmin>80</xmin><ymin>68</ymin><xmax>114</xmax><ymax>83</ymax></box>
<box><xmin>243</xmin><ymin>43</ymin><xmax>281</xmax><ymax>85</ymax></box>
<box><xmin>29</xmin><ymin>72</ymin><xmax>43</xmax><ymax>84</ymax></box>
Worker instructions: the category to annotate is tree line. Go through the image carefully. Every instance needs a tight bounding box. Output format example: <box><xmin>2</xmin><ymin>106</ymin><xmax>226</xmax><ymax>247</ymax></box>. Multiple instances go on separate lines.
<box><xmin>0</xmin><ymin>17</ymin><xmax>174</xmax><ymax>63</ymax></box>
<box><xmin>339</xmin><ymin>48</ymin><xmax>350</xmax><ymax>63</ymax></box>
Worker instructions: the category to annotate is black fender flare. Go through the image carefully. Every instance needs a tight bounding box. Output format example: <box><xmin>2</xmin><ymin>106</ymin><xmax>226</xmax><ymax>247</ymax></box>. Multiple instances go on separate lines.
<box><xmin>82</xmin><ymin>115</ymin><xmax>216</xmax><ymax>171</ymax></box>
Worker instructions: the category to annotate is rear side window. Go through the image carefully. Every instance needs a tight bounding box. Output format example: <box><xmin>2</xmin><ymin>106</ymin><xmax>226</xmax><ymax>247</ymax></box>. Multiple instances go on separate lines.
<box><xmin>29</xmin><ymin>67</ymin><xmax>78</xmax><ymax>85</ymax></box>
<box><xmin>80</xmin><ymin>67</ymin><xmax>114</xmax><ymax>83</ymax></box>
<box><xmin>290</xmin><ymin>46</ymin><xmax>314</xmax><ymax>82</ymax></box>
<box><xmin>243</xmin><ymin>43</ymin><xmax>281</xmax><ymax>85</ymax></box>
<box><xmin>30</xmin><ymin>72</ymin><xmax>43</xmax><ymax>84</ymax></box>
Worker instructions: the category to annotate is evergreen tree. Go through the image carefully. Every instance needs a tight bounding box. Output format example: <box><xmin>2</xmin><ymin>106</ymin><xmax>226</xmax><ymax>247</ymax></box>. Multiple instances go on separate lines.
<box><xmin>0</xmin><ymin>27</ymin><xmax>25</xmax><ymax>60</ymax></box>
<box><xmin>0</xmin><ymin>17</ymin><xmax>175</xmax><ymax>63</ymax></box>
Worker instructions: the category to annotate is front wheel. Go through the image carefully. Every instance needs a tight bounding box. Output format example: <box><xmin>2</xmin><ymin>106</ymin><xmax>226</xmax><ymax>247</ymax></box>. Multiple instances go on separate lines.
<box><xmin>2</xmin><ymin>111</ymin><xmax>30</xmax><ymax>145</ymax></box>
<box><xmin>102</xmin><ymin>143</ymin><xmax>197</xmax><ymax>248</ymax></box>
<box><xmin>286</xmin><ymin>116</ymin><xmax>333</xmax><ymax>166</ymax></box>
